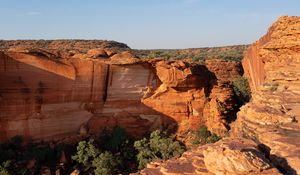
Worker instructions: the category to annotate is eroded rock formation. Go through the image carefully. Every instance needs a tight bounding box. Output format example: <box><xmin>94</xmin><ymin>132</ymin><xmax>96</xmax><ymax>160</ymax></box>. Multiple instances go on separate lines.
<box><xmin>232</xmin><ymin>16</ymin><xmax>300</xmax><ymax>174</ymax></box>
<box><xmin>0</xmin><ymin>41</ymin><xmax>241</xmax><ymax>142</ymax></box>
<box><xmin>135</xmin><ymin>16</ymin><xmax>300</xmax><ymax>175</ymax></box>
<box><xmin>133</xmin><ymin>138</ymin><xmax>280</xmax><ymax>175</ymax></box>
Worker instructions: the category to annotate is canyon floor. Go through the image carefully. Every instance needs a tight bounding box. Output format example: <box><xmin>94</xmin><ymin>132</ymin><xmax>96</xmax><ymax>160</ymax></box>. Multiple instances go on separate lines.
<box><xmin>0</xmin><ymin>16</ymin><xmax>299</xmax><ymax>175</ymax></box>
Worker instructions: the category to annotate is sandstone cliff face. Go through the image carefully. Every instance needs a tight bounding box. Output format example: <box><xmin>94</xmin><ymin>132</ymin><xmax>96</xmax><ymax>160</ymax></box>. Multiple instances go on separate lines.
<box><xmin>232</xmin><ymin>16</ymin><xmax>300</xmax><ymax>174</ymax></box>
<box><xmin>142</xmin><ymin>59</ymin><xmax>241</xmax><ymax>136</ymax></box>
<box><xmin>0</xmin><ymin>41</ymin><xmax>242</xmax><ymax>142</ymax></box>
<box><xmin>135</xmin><ymin>16</ymin><xmax>300</xmax><ymax>175</ymax></box>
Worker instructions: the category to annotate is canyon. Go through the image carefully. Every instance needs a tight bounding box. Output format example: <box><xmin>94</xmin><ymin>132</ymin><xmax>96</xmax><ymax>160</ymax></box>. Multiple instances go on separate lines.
<box><xmin>0</xmin><ymin>40</ymin><xmax>242</xmax><ymax>142</ymax></box>
<box><xmin>134</xmin><ymin>16</ymin><xmax>300</xmax><ymax>175</ymax></box>
<box><xmin>0</xmin><ymin>15</ymin><xmax>299</xmax><ymax>175</ymax></box>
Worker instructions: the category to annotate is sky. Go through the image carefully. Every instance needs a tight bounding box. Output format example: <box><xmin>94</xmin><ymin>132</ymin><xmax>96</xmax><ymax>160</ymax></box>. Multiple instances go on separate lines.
<box><xmin>0</xmin><ymin>0</ymin><xmax>299</xmax><ymax>49</ymax></box>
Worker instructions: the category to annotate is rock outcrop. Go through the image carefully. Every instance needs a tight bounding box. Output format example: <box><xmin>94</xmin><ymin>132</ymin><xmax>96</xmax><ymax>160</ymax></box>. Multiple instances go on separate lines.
<box><xmin>142</xmin><ymin>59</ymin><xmax>241</xmax><ymax>136</ymax></box>
<box><xmin>133</xmin><ymin>138</ymin><xmax>280</xmax><ymax>175</ymax></box>
<box><xmin>232</xmin><ymin>16</ymin><xmax>300</xmax><ymax>174</ymax></box>
<box><xmin>0</xmin><ymin>41</ymin><xmax>242</xmax><ymax>142</ymax></box>
<box><xmin>135</xmin><ymin>16</ymin><xmax>300</xmax><ymax>175</ymax></box>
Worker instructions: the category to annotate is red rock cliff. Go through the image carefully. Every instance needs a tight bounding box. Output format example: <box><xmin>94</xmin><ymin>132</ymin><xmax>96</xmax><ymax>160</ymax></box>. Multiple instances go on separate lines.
<box><xmin>233</xmin><ymin>16</ymin><xmax>300</xmax><ymax>174</ymax></box>
<box><xmin>0</xmin><ymin>41</ymin><xmax>242</xmax><ymax>142</ymax></box>
<box><xmin>134</xmin><ymin>16</ymin><xmax>300</xmax><ymax>175</ymax></box>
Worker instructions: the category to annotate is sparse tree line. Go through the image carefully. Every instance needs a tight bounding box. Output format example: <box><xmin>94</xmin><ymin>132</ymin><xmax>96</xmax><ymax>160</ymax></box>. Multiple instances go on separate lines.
<box><xmin>0</xmin><ymin>128</ymin><xmax>186</xmax><ymax>175</ymax></box>
<box><xmin>134</xmin><ymin>45</ymin><xmax>248</xmax><ymax>62</ymax></box>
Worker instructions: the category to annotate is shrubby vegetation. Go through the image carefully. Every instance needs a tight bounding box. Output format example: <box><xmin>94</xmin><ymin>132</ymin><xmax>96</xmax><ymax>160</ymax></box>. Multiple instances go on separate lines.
<box><xmin>232</xmin><ymin>76</ymin><xmax>252</xmax><ymax>104</ymax></box>
<box><xmin>72</xmin><ymin>139</ymin><xmax>99</xmax><ymax>167</ymax></box>
<box><xmin>0</xmin><ymin>128</ymin><xmax>186</xmax><ymax>174</ymax></box>
<box><xmin>71</xmin><ymin>128</ymin><xmax>185</xmax><ymax>174</ymax></box>
<box><xmin>72</xmin><ymin>127</ymin><xmax>135</xmax><ymax>175</ymax></box>
<box><xmin>134</xmin><ymin>130</ymin><xmax>185</xmax><ymax>169</ymax></box>
<box><xmin>192</xmin><ymin>126</ymin><xmax>222</xmax><ymax>145</ymax></box>
<box><xmin>133</xmin><ymin>45</ymin><xmax>248</xmax><ymax>62</ymax></box>
<box><xmin>92</xmin><ymin>152</ymin><xmax>118</xmax><ymax>175</ymax></box>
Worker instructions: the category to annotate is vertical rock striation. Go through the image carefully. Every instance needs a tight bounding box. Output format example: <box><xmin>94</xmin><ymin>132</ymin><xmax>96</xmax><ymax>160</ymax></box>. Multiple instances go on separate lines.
<box><xmin>0</xmin><ymin>40</ymin><xmax>242</xmax><ymax>142</ymax></box>
<box><xmin>232</xmin><ymin>16</ymin><xmax>300</xmax><ymax>174</ymax></box>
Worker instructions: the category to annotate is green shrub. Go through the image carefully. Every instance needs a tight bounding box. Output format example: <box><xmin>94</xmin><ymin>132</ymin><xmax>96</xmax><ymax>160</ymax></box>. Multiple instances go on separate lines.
<box><xmin>92</xmin><ymin>152</ymin><xmax>119</xmax><ymax>175</ymax></box>
<box><xmin>232</xmin><ymin>76</ymin><xmax>251</xmax><ymax>104</ymax></box>
<box><xmin>72</xmin><ymin>139</ymin><xmax>99</xmax><ymax>167</ymax></box>
<box><xmin>134</xmin><ymin>130</ymin><xmax>185</xmax><ymax>169</ymax></box>
<box><xmin>208</xmin><ymin>134</ymin><xmax>222</xmax><ymax>143</ymax></box>
<box><xmin>197</xmin><ymin>126</ymin><xmax>211</xmax><ymax>141</ymax></box>
<box><xmin>194</xmin><ymin>126</ymin><xmax>222</xmax><ymax>144</ymax></box>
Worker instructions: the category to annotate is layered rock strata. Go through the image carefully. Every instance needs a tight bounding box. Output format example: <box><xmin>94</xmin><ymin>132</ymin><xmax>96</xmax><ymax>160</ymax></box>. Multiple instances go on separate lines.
<box><xmin>232</xmin><ymin>16</ymin><xmax>300</xmax><ymax>174</ymax></box>
<box><xmin>0</xmin><ymin>41</ymin><xmax>242</xmax><ymax>142</ymax></box>
<box><xmin>133</xmin><ymin>138</ymin><xmax>281</xmax><ymax>175</ymax></box>
<box><xmin>135</xmin><ymin>16</ymin><xmax>300</xmax><ymax>175</ymax></box>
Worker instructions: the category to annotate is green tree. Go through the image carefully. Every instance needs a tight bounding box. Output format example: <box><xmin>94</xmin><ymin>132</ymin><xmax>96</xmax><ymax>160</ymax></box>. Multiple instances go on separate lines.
<box><xmin>232</xmin><ymin>76</ymin><xmax>251</xmax><ymax>104</ymax></box>
<box><xmin>92</xmin><ymin>152</ymin><xmax>119</xmax><ymax>175</ymax></box>
<box><xmin>72</xmin><ymin>139</ymin><xmax>99</xmax><ymax>167</ymax></box>
<box><xmin>134</xmin><ymin>130</ymin><xmax>185</xmax><ymax>169</ymax></box>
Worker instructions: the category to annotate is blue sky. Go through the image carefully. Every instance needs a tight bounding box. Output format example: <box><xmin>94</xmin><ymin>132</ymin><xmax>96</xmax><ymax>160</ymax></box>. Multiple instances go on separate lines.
<box><xmin>0</xmin><ymin>0</ymin><xmax>299</xmax><ymax>49</ymax></box>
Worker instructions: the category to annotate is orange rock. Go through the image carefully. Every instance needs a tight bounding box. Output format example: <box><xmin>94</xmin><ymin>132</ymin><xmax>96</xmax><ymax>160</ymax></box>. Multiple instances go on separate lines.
<box><xmin>232</xmin><ymin>16</ymin><xmax>300</xmax><ymax>174</ymax></box>
<box><xmin>132</xmin><ymin>138</ymin><xmax>280</xmax><ymax>175</ymax></box>
<box><xmin>108</xmin><ymin>51</ymin><xmax>140</xmax><ymax>64</ymax></box>
<box><xmin>203</xmin><ymin>138</ymin><xmax>279</xmax><ymax>175</ymax></box>
<box><xmin>87</xmin><ymin>48</ymin><xmax>108</xmax><ymax>58</ymax></box>
<box><xmin>0</xmin><ymin>42</ymin><xmax>241</xmax><ymax>142</ymax></box>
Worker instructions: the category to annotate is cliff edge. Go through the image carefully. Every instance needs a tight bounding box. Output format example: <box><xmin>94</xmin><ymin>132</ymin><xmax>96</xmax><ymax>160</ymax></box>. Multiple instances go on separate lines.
<box><xmin>134</xmin><ymin>16</ymin><xmax>300</xmax><ymax>175</ymax></box>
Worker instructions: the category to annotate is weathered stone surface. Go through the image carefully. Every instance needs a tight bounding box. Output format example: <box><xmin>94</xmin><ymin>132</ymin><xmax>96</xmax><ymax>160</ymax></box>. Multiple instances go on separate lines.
<box><xmin>0</xmin><ymin>38</ymin><xmax>245</xmax><ymax>145</ymax></box>
<box><xmin>0</xmin><ymin>46</ymin><xmax>242</xmax><ymax>142</ymax></box>
<box><xmin>0</xmin><ymin>50</ymin><xmax>160</xmax><ymax>141</ymax></box>
<box><xmin>132</xmin><ymin>138</ymin><xmax>280</xmax><ymax>175</ymax></box>
<box><xmin>142</xmin><ymin>60</ymin><xmax>241</xmax><ymax>136</ymax></box>
<box><xmin>203</xmin><ymin>138</ymin><xmax>279</xmax><ymax>175</ymax></box>
<box><xmin>232</xmin><ymin>16</ymin><xmax>300</xmax><ymax>174</ymax></box>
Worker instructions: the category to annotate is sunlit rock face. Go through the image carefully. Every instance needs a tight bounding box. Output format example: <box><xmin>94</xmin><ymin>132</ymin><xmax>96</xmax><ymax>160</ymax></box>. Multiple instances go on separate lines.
<box><xmin>0</xmin><ymin>40</ymin><xmax>242</xmax><ymax>142</ymax></box>
<box><xmin>134</xmin><ymin>16</ymin><xmax>300</xmax><ymax>175</ymax></box>
<box><xmin>232</xmin><ymin>16</ymin><xmax>300</xmax><ymax>174</ymax></box>
<box><xmin>132</xmin><ymin>138</ymin><xmax>281</xmax><ymax>175</ymax></box>
<box><xmin>142</xmin><ymin>60</ymin><xmax>242</xmax><ymax>136</ymax></box>
<box><xmin>0</xmin><ymin>52</ymin><xmax>104</xmax><ymax>141</ymax></box>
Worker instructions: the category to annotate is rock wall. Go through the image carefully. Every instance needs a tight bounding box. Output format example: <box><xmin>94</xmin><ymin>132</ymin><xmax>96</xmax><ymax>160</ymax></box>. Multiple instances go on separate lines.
<box><xmin>0</xmin><ymin>51</ymin><xmax>106</xmax><ymax>141</ymax></box>
<box><xmin>0</xmin><ymin>42</ymin><xmax>242</xmax><ymax>142</ymax></box>
<box><xmin>134</xmin><ymin>16</ymin><xmax>300</xmax><ymax>175</ymax></box>
<box><xmin>232</xmin><ymin>16</ymin><xmax>300</xmax><ymax>174</ymax></box>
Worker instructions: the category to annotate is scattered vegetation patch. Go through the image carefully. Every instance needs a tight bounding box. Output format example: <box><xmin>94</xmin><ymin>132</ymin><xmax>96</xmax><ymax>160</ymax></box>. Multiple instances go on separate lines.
<box><xmin>0</xmin><ymin>128</ymin><xmax>186</xmax><ymax>174</ymax></box>
<box><xmin>72</xmin><ymin>126</ymin><xmax>137</xmax><ymax>175</ymax></box>
<box><xmin>232</xmin><ymin>76</ymin><xmax>252</xmax><ymax>104</ymax></box>
<box><xmin>192</xmin><ymin>126</ymin><xmax>222</xmax><ymax>145</ymax></box>
<box><xmin>133</xmin><ymin>45</ymin><xmax>248</xmax><ymax>62</ymax></box>
<box><xmin>134</xmin><ymin>130</ymin><xmax>186</xmax><ymax>169</ymax></box>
